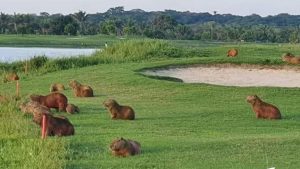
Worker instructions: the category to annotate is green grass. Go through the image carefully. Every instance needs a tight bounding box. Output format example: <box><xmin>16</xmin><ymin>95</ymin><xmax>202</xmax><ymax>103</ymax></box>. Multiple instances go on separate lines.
<box><xmin>1</xmin><ymin>40</ymin><xmax>300</xmax><ymax>168</ymax></box>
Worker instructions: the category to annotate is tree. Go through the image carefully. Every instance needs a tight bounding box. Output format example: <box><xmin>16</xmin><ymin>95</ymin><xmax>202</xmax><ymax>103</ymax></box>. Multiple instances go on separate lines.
<box><xmin>71</xmin><ymin>10</ymin><xmax>88</xmax><ymax>35</ymax></box>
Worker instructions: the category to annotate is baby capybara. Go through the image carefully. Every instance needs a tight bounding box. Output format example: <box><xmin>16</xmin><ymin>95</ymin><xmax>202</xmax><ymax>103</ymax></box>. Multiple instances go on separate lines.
<box><xmin>227</xmin><ymin>49</ymin><xmax>238</xmax><ymax>57</ymax></box>
<box><xmin>110</xmin><ymin>138</ymin><xmax>141</xmax><ymax>157</ymax></box>
<box><xmin>282</xmin><ymin>53</ymin><xmax>300</xmax><ymax>64</ymax></box>
<box><xmin>246</xmin><ymin>95</ymin><xmax>281</xmax><ymax>119</ymax></box>
<box><xmin>20</xmin><ymin>101</ymin><xmax>51</xmax><ymax>115</ymax></box>
<box><xmin>69</xmin><ymin>80</ymin><xmax>94</xmax><ymax>97</ymax></box>
<box><xmin>3</xmin><ymin>72</ymin><xmax>19</xmax><ymax>83</ymax></box>
<box><xmin>30</xmin><ymin>92</ymin><xmax>68</xmax><ymax>112</ymax></box>
<box><xmin>33</xmin><ymin>112</ymin><xmax>74</xmax><ymax>137</ymax></box>
<box><xmin>66</xmin><ymin>103</ymin><xmax>80</xmax><ymax>114</ymax></box>
<box><xmin>50</xmin><ymin>83</ymin><xmax>65</xmax><ymax>92</ymax></box>
<box><xmin>103</xmin><ymin>99</ymin><xmax>135</xmax><ymax>120</ymax></box>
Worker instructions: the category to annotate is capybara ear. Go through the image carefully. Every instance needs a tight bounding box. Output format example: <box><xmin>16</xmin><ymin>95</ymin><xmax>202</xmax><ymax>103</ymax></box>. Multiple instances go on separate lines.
<box><xmin>120</xmin><ymin>137</ymin><xmax>124</xmax><ymax>140</ymax></box>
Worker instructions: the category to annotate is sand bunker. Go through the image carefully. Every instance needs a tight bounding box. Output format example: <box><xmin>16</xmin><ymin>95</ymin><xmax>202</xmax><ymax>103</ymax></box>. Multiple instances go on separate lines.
<box><xmin>143</xmin><ymin>64</ymin><xmax>300</xmax><ymax>87</ymax></box>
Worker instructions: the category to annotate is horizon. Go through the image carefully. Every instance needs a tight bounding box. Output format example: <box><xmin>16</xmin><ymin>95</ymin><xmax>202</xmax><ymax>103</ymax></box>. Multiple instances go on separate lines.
<box><xmin>0</xmin><ymin>0</ymin><xmax>300</xmax><ymax>17</ymax></box>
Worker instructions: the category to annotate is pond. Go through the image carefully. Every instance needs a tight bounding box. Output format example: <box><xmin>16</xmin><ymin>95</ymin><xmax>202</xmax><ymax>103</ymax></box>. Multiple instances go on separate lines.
<box><xmin>143</xmin><ymin>64</ymin><xmax>300</xmax><ymax>88</ymax></box>
<box><xmin>0</xmin><ymin>47</ymin><xmax>98</xmax><ymax>63</ymax></box>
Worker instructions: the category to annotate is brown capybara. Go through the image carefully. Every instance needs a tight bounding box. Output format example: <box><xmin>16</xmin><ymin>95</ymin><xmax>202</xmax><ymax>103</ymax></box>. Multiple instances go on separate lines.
<box><xmin>3</xmin><ymin>72</ymin><xmax>19</xmax><ymax>83</ymax></box>
<box><xmin>50</xmin><ymin>83</ymin><xmax>65</xmax><ymax>92</ymax></box>
<box><xmin>246</xmin><ymin>95</ymin><xmax>281</xmax><ymax>119</ymax></box>
<box><xmin>103</xmin><ymin>99</ymin><xmax>135</xmax><ymax>120</ymax></box>
<box><xmin>281</xmin><ymin>53</ymin><xmax>300</xmax><ymax>64</ymax></box>
<box><xmin>69</xmin><ymin>80</ymin><xmax>94</xmax><ymax>97</ymax></box>
<box><xmin>110</xmin><ymin>138</ymin><xmax>141</xmax><ymax>157</ymax></box>
<box><xmin>19</xmin><ymin>101</ymin><xmax>51</xmax><ymax>115</ymax></box>
<box><xmin>66</xmin><ymin>103</ymin><xmax>80</xmax><ymax>114</ymax></box>
<box><xmin>30</xmin><ymin>92</ymin><xmax>68</xmax><ymax>112</ymax></box>
<box><xmin>227</xmin><ymin>49</ymin><xmax>238</xmax><ymax>57</ymax></box>
<box><xmin>33</xmin><ymin>112</ymin><xmax>74</xmax><ymax>137</ymax></box>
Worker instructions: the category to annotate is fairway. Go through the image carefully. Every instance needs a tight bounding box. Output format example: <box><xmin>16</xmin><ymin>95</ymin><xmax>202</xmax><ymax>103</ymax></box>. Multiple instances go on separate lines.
<box><xmin>1</xmin><ymin>40</ymin><xmax>300</xmax><ymax>169</ymax></box>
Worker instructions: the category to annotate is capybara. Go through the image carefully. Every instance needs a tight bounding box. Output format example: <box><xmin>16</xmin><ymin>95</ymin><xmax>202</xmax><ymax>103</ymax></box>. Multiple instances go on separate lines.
<box><xmin>50</xmin><ymin>83</ymin><xmax>65</xmax><ymax>92</ymax></box>
<box><xmin>19</xmin><ymin>101</ymin><xmax>51</xmax><ymax>115</ymax></box>
<box><xmin>3</xmin><ymin>72</ymin><xmax>19</xmax><ymax>83</ymax></box>
<box><xmin>30</xmin><ymin>92</ymin><xmax>68</xmax><ymax>112</ymax></box>
<box><xmin>246</xmin><ymin>95</ymin><xmax>281</xmax><ymax>119</ymax></box>
<box><xmin>281</xmin><ymin>53</ymin><xmax>300</xmax><ymax>64</ymax></box>
<box><xmin>110</xmin><ymin>138</ymin><xmax>141</xmax><ymax>157</ymax></box>
<box><xmin>227</xmin><ymin>49</ymin><xmax>238</xmax><ymax>57</ymax></box>
<box><xmin>0</xmin><ymin>95</ymin><xmax>8</xmax><ymax>103</ymax></box>
<box><xmin>66</xmin><ymin>103</ymin><xmax>80</xmax><ymax>114</ymax></box>
<box><xmin>103</xmin><ymin>99</ymin><xmax>135</xmax><ymax>120</ymax></box>
<box><xmin>33</xmin><ymin>112</ymin><xmax>74</xmax><ymax>137</ymax></box>
<box><xmin>69</xmin><ymin>80</ymin><xmax>94</xmax><ymax>97</ymax></box>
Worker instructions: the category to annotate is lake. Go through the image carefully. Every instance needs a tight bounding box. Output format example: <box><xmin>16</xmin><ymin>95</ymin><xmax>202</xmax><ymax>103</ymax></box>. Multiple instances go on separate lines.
<box><xmin>0</xmin><ymin>47</ymin><xmax>98</xmax><ymax>63</ymax></box>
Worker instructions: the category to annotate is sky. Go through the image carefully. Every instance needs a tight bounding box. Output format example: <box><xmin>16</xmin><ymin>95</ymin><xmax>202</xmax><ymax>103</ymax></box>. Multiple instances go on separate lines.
<box><xmin>0</xmin><ymin>0</ymin><xmax>299</xmax><ymax>16</ymax></box>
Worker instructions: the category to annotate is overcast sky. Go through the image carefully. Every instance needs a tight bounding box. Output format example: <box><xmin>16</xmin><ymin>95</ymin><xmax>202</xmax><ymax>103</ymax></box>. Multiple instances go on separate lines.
<box><xmin>0</xmin><ymin>0</ymin><xmax>299</xmax><ymax>16</ymax></box>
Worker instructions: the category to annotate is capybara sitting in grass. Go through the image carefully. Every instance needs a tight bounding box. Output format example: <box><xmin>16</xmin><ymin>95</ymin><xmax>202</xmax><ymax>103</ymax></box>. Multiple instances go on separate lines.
<box><xmin>227</xmin><ymin>49</ymin><xmax>238</xmax><ymax>57</ymax></box>
<box><xmin>246</xmin><ymin>95</ymin><xmax>281</xmax><ymax>119</ymax></box>
<box><xmin>33</xmin><ymin>112</ymin><xmax>74</xmax><ymax>137</ymax></box>
<box><xmin>110</xmin><ymin>138</ymin><xmax>141</xmax><ymax>157</ymax></box>
<box><xmin>20</xmin><ymin>101</ymin><xmax>51</xmax><ymax>115</ymax></box>
<box><xmin>281</xmin><ymin>53</ymin><xmax>300</xmax><ymax>64</ymax></box>
<box><xmin>30</xmin><ymin>92</ymin><xmax>68</xmax><ymax>112</ymax></box>
<box><xmin>66</xmin><ymin>103</ymin><xmax>80</xmax><ymax>114</ymax></box>
<box><xmin>50</xmin><ymin>83</ymin><xmax>65</xmax><ymax>92</ymax></box>
<box><xmin>69</xmin><ymin>80</ymin><xmax>94</xmax><ymax>97</ymax></box>
<box><xmin>3</xmin><ymin>72</ymin><xmax>19</xmax><ymax>83</ymax></box>
<box><xmin>103</xmin><ymin>99</ymin><xmax>135</xmax><ymax>120</ymax></box>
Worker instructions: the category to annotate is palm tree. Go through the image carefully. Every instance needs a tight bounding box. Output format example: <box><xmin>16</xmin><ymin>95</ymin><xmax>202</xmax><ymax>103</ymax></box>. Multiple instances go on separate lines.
<box><xmin>71</xmin><ymin>10</ymin><xmax>87</xmax><ymax>35</ymax></box>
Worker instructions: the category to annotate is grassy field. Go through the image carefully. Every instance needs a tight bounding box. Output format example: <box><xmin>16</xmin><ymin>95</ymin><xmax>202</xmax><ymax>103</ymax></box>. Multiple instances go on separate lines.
<box><xmin>1</xmin><ymin>39</ymin><xmax>300</xmax><ymax>169</ymax></box>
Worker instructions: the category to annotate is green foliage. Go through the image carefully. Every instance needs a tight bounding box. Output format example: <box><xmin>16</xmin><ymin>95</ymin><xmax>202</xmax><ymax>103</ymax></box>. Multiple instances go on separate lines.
<box><xmin>0</xmin><ymin>99</ymin><xmax>68</xmax><ymax>169</ymax></box>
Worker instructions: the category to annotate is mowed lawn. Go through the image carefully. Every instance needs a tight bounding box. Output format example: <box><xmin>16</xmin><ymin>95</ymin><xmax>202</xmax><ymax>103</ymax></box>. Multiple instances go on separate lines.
<box><xmin>1</xmin><ymin>56</ymin><xmax>300</xmax><ymax>169</ymax></box>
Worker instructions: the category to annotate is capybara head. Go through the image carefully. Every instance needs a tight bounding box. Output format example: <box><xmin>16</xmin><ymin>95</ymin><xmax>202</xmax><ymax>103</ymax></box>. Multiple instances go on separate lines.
<box><xmin>281</xmin><ymin>53</ymin><xmax>294</xmax><ymax>61</ymax></box>
<box><xmin>69</xmin><ymin>80</ymin><xmax>81</xmax><ymax>89</ymax></box>
<box><xmin>227</xmin><ymin>49</ymin><xmax>238</xmax><ymax>57</ymax></box>
<box><xmin>246</xmin><ymin>95</ymin><xmax>260</xmax><ymax>105</ymax></box>
<box><xmin>50</xmin><ymin>83</ymin><xmax>65</xmax><ymax>92</ymax></box>
<box><xmin>66</xmin><ymin>104</ymin><xmax>80</xmax><ymax>114</ymax></box>
<box><xmin>103</xmin><ymin>99</ymin><xmax>118</xmax><ymax>109</ymax></box>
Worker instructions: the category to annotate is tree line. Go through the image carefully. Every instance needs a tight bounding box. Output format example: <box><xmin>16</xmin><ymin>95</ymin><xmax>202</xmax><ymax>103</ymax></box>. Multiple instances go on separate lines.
<box><xmin>1</xmin><ymin>6</ymin><xmax>300</xmax><ymax>43</ymax></box>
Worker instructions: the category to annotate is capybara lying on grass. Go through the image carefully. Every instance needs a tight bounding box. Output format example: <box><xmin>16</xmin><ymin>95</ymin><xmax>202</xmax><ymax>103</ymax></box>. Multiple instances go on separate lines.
<box><xmin>30</xmin><ymin>92</ymin><xmax>68</xmax><ymax>112</ymax></box>
<box><xmin>3</xmin><ymin>72</ymin><xmax>19</xmax><ymax>83</ymax></box>
<box><xmin>110</xmin><ymin>138</ymin><xmax>141</xmax><ymax>157</ymax></box>
<box><xmin>20</xmin><ymin>101</ymin><xmax>51</xmax><ymax>115</ymax></box>
<box><xmin>227</xmin><ymin>49</ymin><xmax>238</xmax><ymax>57</ymax></box>
<box><xmin>66</xmin><ymin>103</ymin><xmax>80</xmax><ymax>114</ymax></box>
<box><xmin>281</xmin><ymin>53</ymin><xmax>300</xmax><ymax>64</ymax></box>
<box><xmin>50</xmin><ymin>83</ymin><xmax>65</xmax><ymax>92</ymax></box>
<box><xmin>69</xmin><ymin>80</ymin><xmax>94</xmax><ymax>97</ymax></box>
<box><xmin>246</xmin><ymin>95</ymin><xmax>281</xmax><ymax>119</ymax></box>
<box><xmin>103</xmin><ymin>99</ymin><xmax>135</xmax><ymax>120</ymax></box>
<box><xmin>33</xmin><ymin>112</ymin><xmax>74</xmax><ymax>137</ymax></box>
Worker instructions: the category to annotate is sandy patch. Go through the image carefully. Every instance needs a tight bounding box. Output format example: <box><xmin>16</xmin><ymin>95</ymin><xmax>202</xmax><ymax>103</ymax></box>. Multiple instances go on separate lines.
<box><xmin>143</xmin><ymin>64</ymin><xmax>300</xmax><ymax>87</ymax></box>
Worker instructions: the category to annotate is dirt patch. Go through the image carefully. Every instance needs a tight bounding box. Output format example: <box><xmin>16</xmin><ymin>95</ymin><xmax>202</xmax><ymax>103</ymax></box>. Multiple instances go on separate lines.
<box><xmin>143</xmin><ymin>64</ymin><xmax>300</xmax><ymax>87</ymax></box>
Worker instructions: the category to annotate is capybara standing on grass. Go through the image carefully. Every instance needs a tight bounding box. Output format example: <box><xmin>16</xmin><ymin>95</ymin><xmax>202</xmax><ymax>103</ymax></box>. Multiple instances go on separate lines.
<box><xmin>281</xmin><ymin>53</ymin><xmax>300</xmax><ymax>64</ymax></box>
<box><xmin>66</xmin><ymin>103</ymin><xmax>80</xmax><ymax>114</ymax></box>
<box><xmin>110</xmin><ymin>138</ymin><xmax>141</xmax><ymax>157</ymax></box>
<box><xmin>246</xmin><ymin>95</ymin><xmax>281</xmax><ymax>119</ymax></box>
<box><xmin>69</xmin><ymin>80</ymin><xmax>94</xmax><ymax>97</ymax></box>
<box><xmin>3</xmin><ymin>72</ymin><xmax>19</xmax><ymax>83</ymax></box>
<box><xmin>103</xmin><ymin>99</ymin><xmax>135</xmax><ymax>120</ymax></box>
<box><xmin>33</xmin><ymin>112</ymin><xmax>74</xmax><ymax>137</ymax></box>
<box><xmin>30</xmin><ymin>92</ymin><xmax>68</xmax><ymax>112</ymax></box>
<box><xmin>227</xmin><ymin>49</ymin><xmax>238</xmax><ymax>57</ymax></box>
<box><xmin>50</xmin><ymin>83</ymin><xmax>65</xmax><ymax>92</ymax></box>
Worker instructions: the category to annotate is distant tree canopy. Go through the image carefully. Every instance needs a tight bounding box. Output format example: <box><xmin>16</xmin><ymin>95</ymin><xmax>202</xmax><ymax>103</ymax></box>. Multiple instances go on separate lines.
<box><xmin>1</xmin><ymin>7</ymin><xmax>300</xmax><ymax>42</ymax></box>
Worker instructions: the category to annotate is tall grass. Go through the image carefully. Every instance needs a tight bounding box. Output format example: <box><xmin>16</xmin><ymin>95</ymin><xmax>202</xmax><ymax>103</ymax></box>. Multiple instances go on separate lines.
<box><xmin>0</xmin><ymin>99</ymin><xmax>68</xmax><ymax>169</ymax></box>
